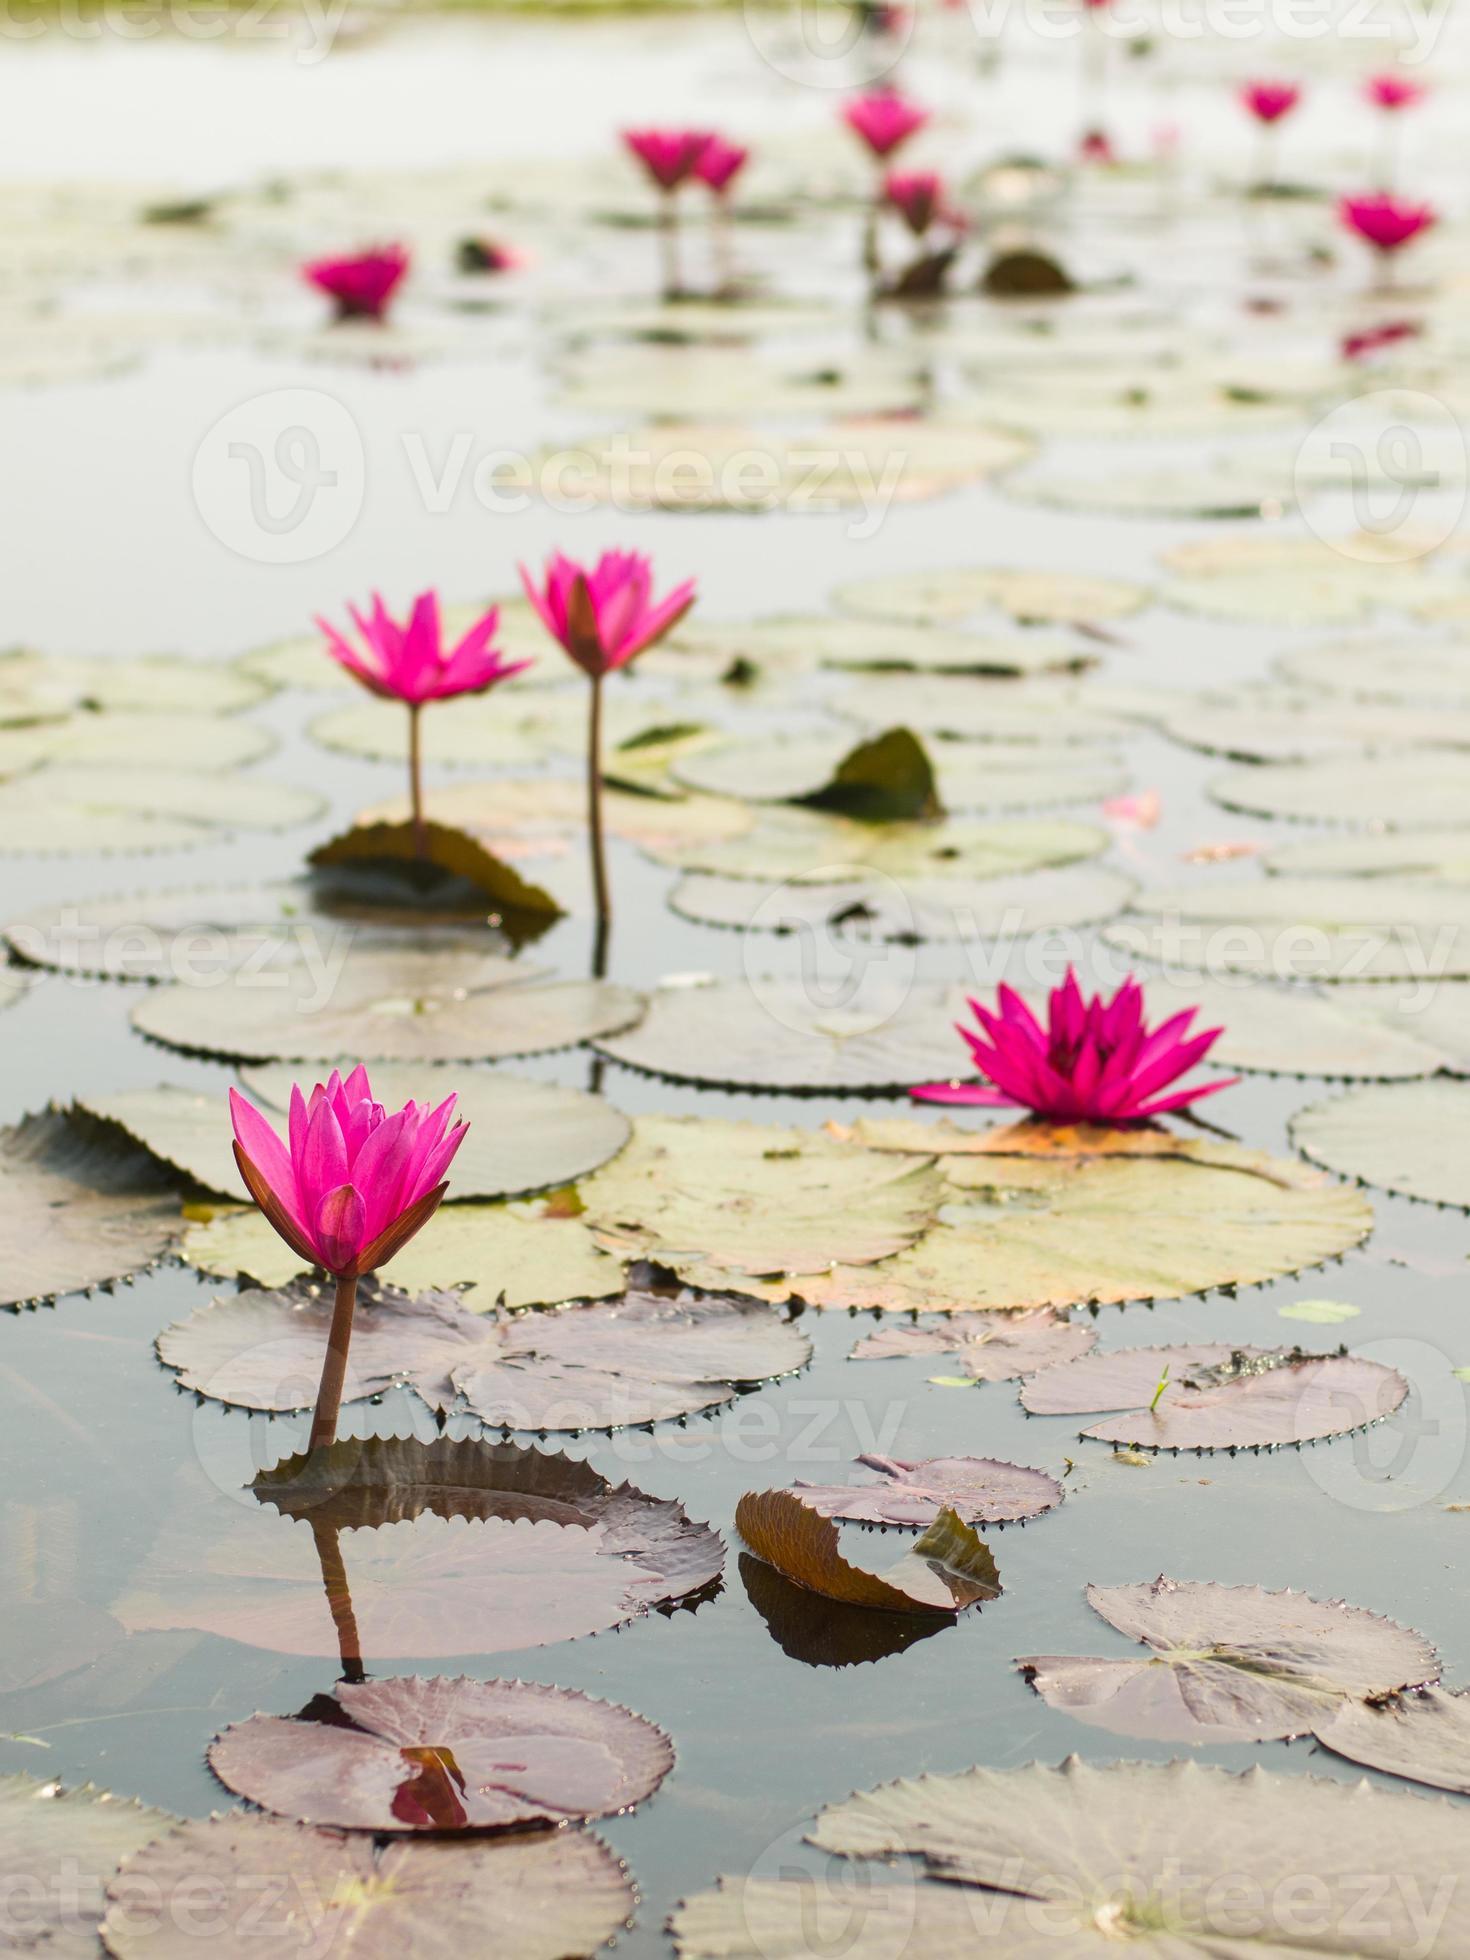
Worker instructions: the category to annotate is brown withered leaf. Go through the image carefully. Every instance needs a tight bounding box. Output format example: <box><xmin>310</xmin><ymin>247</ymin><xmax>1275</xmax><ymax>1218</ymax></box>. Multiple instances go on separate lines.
<box><xmin>208</xmin><ymin>1675</ymin><xmax>673</xmax><ymax>1830</ymax></box>
<box><xmin>735</xmin><ymin>1489</ymin><xmax>1000</xmax><ymax>1616</ymax></box>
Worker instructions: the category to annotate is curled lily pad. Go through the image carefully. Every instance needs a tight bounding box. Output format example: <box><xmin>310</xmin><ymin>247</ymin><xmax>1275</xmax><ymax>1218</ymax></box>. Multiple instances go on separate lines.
<box><xmin>208</xmin><ymin>1676</ymin><xmax>673</xmax><ymax>1830</ymax></box>
<box><xmin>158</xmin><ymin>1276</ymin><xmax>809</xmax><ymax>1431</ymax></box>
<box><xmin>0</xmin><ymin>1107</ymin><xmax>181</xmax><ymax>1309</ymax></box>
<box><xmin>579</xmin><ymin>1115</ymin><xmax>941</xmax><ymax>1286</ymax></box>
<box><xmin>644</xmin><ymin>807</ymin><xmax>1107</xmax><ymax>883</ymax></box>
<box><xmin>0</xmin><ymin>1774</ymin><xmax>175</xmax><ymax>1960</ymax></box>
<box><xmin>1291</xmin><ymin>1079</ymin><xmax>1470</xmax><ymax>1207</ymax></box>
<box><xmin>837</xmin><ymin>566</ymin><xmax>1146</xmax><ymax>627</ymax></box>
<box><xmin>102</xmin><ymin>1812</ymin><xmax>634</xmax><ymax>1960</ymax></box>
<box><xmin>673</xmin><ymin>1760</ymin><xmax>1470</xmax><ymax>1956</ymax></box>
<box><xmin>1316</xmin><ymin>1686</ymin><xmax>1470</xmax><ymax>1796</ymax></box>
<box><xmin>180</xmin><ymin>1191</ymin><xmax>625</xmax><ymax>1307</ymax></box>
<box><xmin>1018</xmin><ymin>1576</ymin><xmax>1438</xmax><ymax>1743</ymax></box>
<box><xmin>851</xmin><ymin>1307</ymin><xmax>1099</xmax><ymax>1380</ymax></box>
<box><xmin>0</xmin><ymin>766</ymin><xmax>324</xmax><ymax>855</ymax></box>
<box><xmin>130</xmin><ymin>951</ymin><xmax>645</xmax><ymax>1063</ymax></box>
<box><xmin>1212</xmin><ymin>752</ymin><xmax>1470</xmax><ymax>829</ymax></box>
<box><xmin>669</xmin><ymin>863</ymin><xmax>1133</xmax><ymax>942</ymax></box>
<box><xmin>309</xmin><ymin>821</ymin><xmax>565</xmax><ymax>920</ymax></box>
<box><xmin>116</xmin><ymin>1440</ymin><xmax>723</xmax><ymax>1660</ymax></box>
<box><xmin>791</xmin><ymin>1453</ymin><xmax>1062</xmax><ymax>1525</ymax></box>
<box><xmin>1018</xmin><ymin>1341</ymin><xmax>1407</xmax><ymax>1450</ymax></box>
<box><xmin>781</xmin><ymin>1133</ymin><xmax>1372</xmax><ymax>1315</ymax></box>
<box><xmin>593</xmin><ymin>980</ymin><xmax>968</xmax><ymax>1095</ymax></box>
<box><xmin>735</xmin><ymin>1490</ymin><xmax>1000</xmax><ymax>1616</ymax></box>
<box><xmin>84</xmin><ymin>1067</ymin><xmax>629</xmax><ymax>1202</ymax></box>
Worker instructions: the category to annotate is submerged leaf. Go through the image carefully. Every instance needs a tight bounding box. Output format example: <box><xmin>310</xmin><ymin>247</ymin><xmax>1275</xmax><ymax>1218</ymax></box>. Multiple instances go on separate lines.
<box><xmin>735</xmin><ymin>1489</ymin><xmax>1000</xmax><ymax>1616</ymax></box>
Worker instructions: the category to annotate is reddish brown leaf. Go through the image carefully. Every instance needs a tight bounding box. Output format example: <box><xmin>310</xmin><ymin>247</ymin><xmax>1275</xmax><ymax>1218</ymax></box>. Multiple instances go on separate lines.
<box><xmin>735</xmin><ymin>1489</ymin><xmax>1000</xmax><ymax>1616</ymax></box>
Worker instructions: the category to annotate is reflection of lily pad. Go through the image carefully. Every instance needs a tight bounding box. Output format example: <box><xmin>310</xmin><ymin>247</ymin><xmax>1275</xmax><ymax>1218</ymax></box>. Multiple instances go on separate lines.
<box><xmin>159</xmin><ymin>1276</ymin><xmax>809</xmax><ymax>1431</ymax></box>
<box><xmin>131</xmin><ymin>951</ymin><xmax>645</xmax><ymax>1063</ymax></box>
<box><xmin>851</xmin><ymin>1307</ymin><xmax>1098</xmax><ymax>1380</ymax></box>
<box><xmin>208</xmin><ymin>1675</ymin><xmax>673</xmax><ymax>1830</ymax></box>
<box><xmin>1018</xmin><ymin>1341</ymin><xmax>1406</xmax><ymax>1450</ymax></box>
<box><xmin>1019</xmin><ymin>1576</ymin><xmax>1437</xmax><ymax>1743</ymax></box>
<box><xmin>1292</xmin><ymin>1079</ymin><xmax>1470</xmax><ymax>1208</ymax></box>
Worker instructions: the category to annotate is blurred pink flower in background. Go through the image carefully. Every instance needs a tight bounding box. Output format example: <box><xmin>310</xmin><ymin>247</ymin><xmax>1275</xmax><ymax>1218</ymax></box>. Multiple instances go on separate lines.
<box><xmin>1078</xmin><ymin>128</ymin><xmax>1117</xmax><ymax>164</ymax></box>
<box><xmin>1365</xmin><ymin>73</ymin><xmax>1425</xmax><ymax>111</ymax></box>
<box><xmin>303</xmin><ymin>245</ymin><xmax>409</xmax><ymax>321</ymax></box>
<box><xmin>883</xmin><ymin>169</ymin><xmax>955</xmax><ymax>235</ymax></box>
<box><xmin>1240</xmin><ymin>81</ymin><xmax>1301</xmax><ymax>124</ymax></box>
<box><xmin>1340</xmin><ymin>191</ymin><xmax>1436</xmax><ymax>254</ymax></box>
<box><xmin>696</xmin><ymin>136</ymin><xmax>749</xmax><ymax>195</ymax></box>
<box><xmin>622</xmin><ymin>129</ymin><xmax>715</xmax><ymax>191</ymax></box>
<box><xmin>842</xmin><ymin>88</ymin><xmax>930</xmax><ymax>158</ymax></box>
<box><xmin>1341</xmin><ymin>319</ymin><xmax>1420</xmax><ymax>360</ymax></box>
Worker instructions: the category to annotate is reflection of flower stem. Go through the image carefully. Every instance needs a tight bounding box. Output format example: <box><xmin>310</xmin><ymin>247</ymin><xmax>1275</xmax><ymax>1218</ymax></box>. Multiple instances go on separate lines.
<box><xmin>407</xmin><ymin>703</ymin><xmax>426</xmax><ymax>860</ymax></box>
<box><xmin>1149</xmin><ymin>1367</ymin><xmax>1171</xmax><ymax>1414</ymax></box>
<box><xmin>310</xmin><ymin>1273</ymin><xmax>359</xmax><ymax>1453</ymax></box>
<box><xmin>587</xmin><ymin>671</ymin><xmax>611</xmax><ymax>925</ymax></box>
<box><xmin>310</xmin><ymin>1516</ymin><xmax>365</xmax><ymax>1683</ymax></box>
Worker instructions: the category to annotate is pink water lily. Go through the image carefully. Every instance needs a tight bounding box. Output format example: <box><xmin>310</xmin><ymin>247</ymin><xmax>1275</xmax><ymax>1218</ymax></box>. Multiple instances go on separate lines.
<box><xmin>622</xmin><ymin>128</ymin><xmax>715</xmax><ymax>191</ymax></box>
<box><xmin>1340</xmin><ymin>191</ymin><xmax>1436</xmax><ymax>254</ymax></box>
<box><xmin>230</xmin><ymin>1068</ymin><xmax>467</xmax><ymax>1448</ymax></box>
<box><xmin>1241</xmin><ymin>81</ymin><xmax>1301</xmax><ymax>124</ymax></box>
<box><xmin>317</xmin><ymin>591</ymin><xmax>531</xmax><ymax>857</ymax></box>
<box><xmin>1342</xmin><ymin>319</ymin><xmax>1419</xmax><ymax>361</ymax></box>
<box><xmin>842</xmin><ymin>88</ymin><xmax>929</xmax><ymax>159</ymax></box>
<box><xmin>303</xmin><ymin>246</ymin><xmax>409</xmax><ymax>321</ymax></box>
<box><xmin>696</xmin><ymin>136</ymin><xmax>749</xmax><ymax>195</ymax></box>
<box><xmin>883</xmin><ymin>170</ymin><xmax>953</xmax><ymax>236</ymax></box>
<box><xmin>911</xmin><ymin>971</ymin><xmax>1238</xmax><ymax>1124</ymax></box>
<box><xmin>1365</xmin><ymin>73</ymin><xmax>1424</xmax><ymax>111</ymax></box>
<box><xmin>521</xmin><ymin>550</ymin><xmax>695</xmax><ymax>926</ymax></box>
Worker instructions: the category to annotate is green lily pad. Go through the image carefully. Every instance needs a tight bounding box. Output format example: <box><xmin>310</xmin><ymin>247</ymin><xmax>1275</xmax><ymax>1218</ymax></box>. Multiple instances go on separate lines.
<box><xmin>1135</xmin><ymin>975</ymin><xmax>1446</xmax><ymax>1079</ymax></box>
<box><xmin>837</xmin><ymin>673</ymin><xmax>1131</xmax><ymax>743</ymax></box>
<box><xmin>0</xmin><ymin>648</ymin><xmax>268</xmax><ymax>720</ymax></box>
<box><xmin>0</xmin><ymin>710</ymin><xmax>272</xmax><ymax>775</ymax></box>
<box><xmin>1161</xmin><ymin>688</ymin><xmax>1470</xmax><ymax>762</ymax></box>
<box><xmin>644</xmin><ymin>806</ymin><xmax>1107</xmax><ymax>882</ymax></box>
<box><xmin>1275</xmin><ymin>634</ymin><xmax>1470</xmax><ymax>707</ymax></box>
<box><xmin>0</xmin><ymin>766</ymin><xmax>324</xmax><ymax>855</ymax></box>
<box><xmin>1292</xmin><ymin>1079</ymin><xmax>1470</xmax><ymax>1208</ymax></box>
<box><xmin>1213</xmin><ymin>752</ymin><xmax>1470</xmax><ymax>829</ymax></box>
<box><xmin>837</xmin><ymin>566</ymin><xmax>1147</xmax><ymax>628</ymax></box>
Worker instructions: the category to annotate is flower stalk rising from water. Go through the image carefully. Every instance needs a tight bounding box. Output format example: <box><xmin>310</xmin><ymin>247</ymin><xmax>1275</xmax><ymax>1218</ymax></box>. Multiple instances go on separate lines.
<box><xmin>520</xmin><ymin>550</ymin><xmax>696</xmax><ymax>927</ymax></box>
<box><xmin>229</xmin><ymin>1068</ymin><xmax>467</xmax><ymax>1450</ymax></box>
<box><xmin>911</xmin><ymin>970</ymin><xmax>1238</xmax><ymax>1124</ymax></box>
<box><xmin>317</xmin><ymin>591</ymin><xmax>531</xmax><ymax>858</ymax></box>
<box><xmin>622</xmin><ymin>129</ymin><xmax>715</xmax><ymax>298</ymax></box>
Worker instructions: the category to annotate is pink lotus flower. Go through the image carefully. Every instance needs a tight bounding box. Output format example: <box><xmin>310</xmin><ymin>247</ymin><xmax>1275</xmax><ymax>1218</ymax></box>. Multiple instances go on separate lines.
<box><xmin>1342</xmin><ymin>319</ymin><xmax>1420</xmax><ymax>360</ymax></box>
<box><xmin>1340</xmin><ymin>191</ymin><xmax>1436</xmax><ymax>253</ymax></box>
<box><xmin>230</xmin><ymin>1068</ymin><xmax>466</xmax><ymax>1281</ymax></box>
<box><xmin>1078</xmin><ymin>128</ymin><xmax>1117</xmax><ymax>164</ymax></box>
<box><xmin>520</xmin><ymin>550</ymin><xmax>696</xmax><ymax>680</ymax></box>
<box><xmin>304</xmin><ymin>246</ymin><xmax>409</xmax><ymax>321</ymax></box>
<box><xmin>883</xmin><ymin>170</ymin><xmax>951</xmax><ymax>235</ymax></box>
<box><xmin>842</xmin><ymin>88</ymin><xmax>929</xmax><ymax>159</ymax></box>
<box><xmin>318</xmin><ymin>591</ymin><xmax>530</xmax><ymax>706</ymax></box>
<box><xmin>1241</xmin><ymin>82</ymin><xmax>1301</xmax><ymax>125</ymax></box>
<box><xmin>622</xmin><ymin>129</ymin><xmax>715</xmax><ymax>192</ymax></box>
<box><xmin>459</xmin><ymin>237</ymin><xmax>523</xmax><ymax>274</ymax></box>
<box><xmin>1365</xmin><ymin>73</ymin><xmax>1425</xmax><ymax>111</ymax></box>
<box><xmin>911</xmin><ymin>971</ymin><xmax>1238</xmax><ymax>1124</ymax></box>
<box><xmin>697</xmin><ymin>136</ymin><xmax>749</xmax><ymax>196</ymax></box>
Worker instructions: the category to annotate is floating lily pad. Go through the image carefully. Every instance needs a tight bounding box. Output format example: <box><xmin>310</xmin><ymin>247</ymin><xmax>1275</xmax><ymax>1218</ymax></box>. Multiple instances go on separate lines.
<box><xmin>837</xmin><ymin>673</ymin><xmax>1131</xmax><ymax>744</ymax></box>
<box><xmin>1213</xmin><ymin>752</ymin><xmax>1470</xmax><ymax>829</ymax></box>
<box><xmin>579</xmin><ymin>1116</ymin><xmax>941</xmax><ymax>1286</ymax></box>
<box><xmin>1018</xmin><ymin>1341</ymin><xmax>1406</xmax><ymax>1450</ymax></box>
<box><xmin>116</xmin><ymin>1440</ymin><xmax>723</xmax><ymax>1659</ymax></box>
<box><xmin>159</xmin><ymin>1276</ymin><xmax>808</xmax><ymax>1431</ymax></box>
<box><xmin>1018</xmin><ymin>1576</ymin><xmax>1437</xmax><ymax>1743</ymax></box>
<box><xmin>1007</xmin><ymin>464</ymin><xmax>1291</xmax><ymax>520</ymax></box>
<box><xmin>0</xmin><ymin>1107</ymin><xmax>182</xmax><ymax>1308</ymax></box>
<box><xmin>1161</xmin><ymin>688</ymin><xmax>1470</xmax><ymax>762</ymax></box>
<box><xmin>1264</xmin><ymin>829</ymin><xmax>1470</xmax><ymax>879</ymax></box>
<box><xmin>1316</xmin><ymin>1686</ymin><xmax>1470</xmax><ymax>1796</ymax></box>
<box><xmin>102</xmin><ymin>1812</ymin><xmax>634</xmax><ymax>1960</ymax></box>
<box><xmin>0</xmin><ymin>648</ymin><xmax>268</xmax><ymax>720</ymax></box>
<box><xmin>837</xmin><ymin>566</ymin><xmax>1146</xmax><ymax>628</ymax></box>
<box><xmin>131</xmin><ymin>950</ymin><xmax>645</xmax><ymax>1063</ymax></box>
<box><xmin>0</xmin><ymin>709</ymin><xmax>272</xmax><ymax>774</ymax></box>
<box><xmin>1133</xmin><ymin>975</ymin><xmax>1445</xmax><ymax>1079</ymax></box>
<box><xmin>1275</xmin><ymin>634</ymin><xmax>1470</xmax><ymax>707</ymax></box>
<box><xmin>673</xmin><ymin>1760</ymin><xmax>1470</xmax><ymax>1956</ymax></box>
<box><xmin>373</xmin><ymin>775</ymin><xmax>750</xmax><ymax>861</ymax></box>
<box><xmin>0</xmin><ymin>1774</ymin><xmax>174</xmax><ymax>1960</ymax></box>
<box><xmin>802</xmin><ymin>617</ymin><xmax>1086</xmax><ymax>677</ymax></box>
<box><xmin>669</xmin><ymin>863</ymin><xmax>1132</xmax><ymax>942</ymax></box>
<box><xmin>82</xmin><ymin>1068</ymin><xmax>629</xmax><ymax>1203</ymax></box>
<box><xmin>208</xmin><ymin>1676</ymin><xmax>673</xmax><ymax>1830</ymax></box>
<box><xmin>310</xmin><ymin>820</ymin><xmax>565</xmax><ymax>919</ymax></box>
<box><xmin>850</xmin><ymin>1307</ymin><xmax>1099</xmax><ymax>1380</ymax></box>
<box><xmin>0</xmin><ymin>766</ymin><xmax>324</xmax><ymax>855</ymax></box>
<box><xmin>1333</xmin><ymin>979</ymin><xmax>1470</xmax><ymax>1071</ymax></box>
<box><xmin>554</xmin><ymin>345</ymin><xmax>927</xmax><ymax>417</ymax></box>
<box><xmin>645</xmin><ymin>806</ymin><xmax>1107</xmax><ymax>883</ymax></box>
<box><xmin>593</xmin><ymin>980</ymin><xmax>969</xmax><ymax>1095</ymax></box>
<box><xmin>1104</xmin><ymin>875</ymin><xmax>1470</xmax><ymax>981</ymax></box>
<box><xmin>791</xmin><ymin>1453</ymin><xmax>1062</xmax><ymax>1525</ymax></box>
<box><xmin>780</xmin><ymin>1134</ymin><xmax>1372</xmax><ymax>1315</ymax></box>
<box><xmin>735</xmin><ymin>1490</ymin><xmax>1000</xmax><ymax>1615</ymax></box>
<box><xmin>179</xmin><ymin>1191</ymin><xmax>625</xmax><ymax>1307</ymax></box>
<box><xmin>1292</xmin><ymin>1079</ymin><xmax>1470</xmax><ymax>1207</ymax></box>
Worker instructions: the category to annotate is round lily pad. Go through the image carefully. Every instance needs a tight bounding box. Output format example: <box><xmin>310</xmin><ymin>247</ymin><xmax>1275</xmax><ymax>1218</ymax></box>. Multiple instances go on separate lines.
<box><xmin>791</xmin><ymin>1453</ymin><xmax>1062</xmax><ymax>1525</ymax></box>
<box><xmin>644</xmin><ymin>807</ymin><xmax>1107</xmax><ymax>883</ymax></box>
<box><xmin>130</xmin><ymin>951</ymin><xmax>645</xmax><ymax>1062</ymax></box>
<box><xmin>103</xmin><ymin>1812</ymin><xmax>634</xmax><ymax>1960</ymax></box>
<box><xmin>836</xmin><ymin>566</ymin><xmax>1147</xmax><ymax>627</ymax></box>
<box><xmin>837</xmin><ymin>673</ymin><xmax>1131</xmax><ymax>744</ymax></box>
<box><xmin>1275</xmin><ymin>634</ymin><xmax>1470</xmax><ymax>707</ymax></box>
<box><xmin>1212</xmin><ymin>752</ymin><xmax>1470</xmax><ymax>829</ymax></box>
<box><xmin>0</xmin><ymin>709</ymin><xmax>272</xmax><ymax>774</ymax></box>
<box><xmin>159</xmin><ymin>1276</ymin><xmax>809</xmax><ymax>1431</ymax></box>
<box><xmin>0</xmin><ymin>766</ymin><xmax>324</xmax><ymax>855</ymax></box>
<box><xmin>1018</xmin><ymin>1576</ymin><xmax>1438</xmax><ymax>1744</ymax></box>
<box><xmin>1006</xmin><ymin>464</ymin><xmax>1292</xmax><ymax>520</ymax></box>
<box><xmin>850</xmin><ymin>1307</ymin><xmax>1099</xmax><ymax>1380</ymax></box>
<box><xmin>0</xmin><ymin>1107</ymin><xmax>182</xmax><ymax>1308</ymax></box>
<box><xmin>310</xmin><ymin>698</ymin><xmax>541</xmax><ymax>768</ymax></box>
<box><xmin>0</xmin><ymin>648</ymin><xmax>269</xmax><ymax>719</ymax></box>
<box><xmin>594</xmin><ymin>980</ymin><xmax>969</xmax><ymax>1095</ymax></box>
<box><xmin>1161</xmin><ymin>688</ymin><xmax>1470</xmax><ymax>762</ymax></box>
<box><xmin>1316</xmin><ymin>1686</ymin><xmax>1470</xmax><ymax>1797</ymax></box>
<box><xmin>1332</xmin><ymin>980</ymin><xmax>1470</xmax><ymax>1072</ymax></box>
<box><xmin>1134</xmin><ymin>975</ymin><xmax>1445</xmax><ymax>1079</ymax></box>
<box><xmin>208</xmin><ymin>1676</ymin><xmax>673</xmax><ymax>1830</ymax></box>
<box><xmin>84</xmin><ymin>1066</ymin><xmax>629</xmax><ymax>1203</ymax></box>
<box><xmin>1291</xmin><ymin>1079</ymin><xmax>1470</xmax><ymax>1208</ymax></box>
<box><xmin>1018</xmin><ymin>1341</ymin><xmax>1407</xmax><ymax>1449</ymax></box>
<box><xmin>669</xmin><ymin>863</ymin><xmax>1133</xmax><ymax>941</ymax></box>
<box><xmin>0</xmin><ymin>1774</ymin><xmax>174</xmax><ymax>1960</ymax></box>
<box><xmin>780</xmin><ymin>1133</ymin><xmax>1373</xmax><ymax>1314</ymax></box>
<box><xmin>1264</xmin><ymin>829</ymin><xmax>1470</xmax><ymax>878</ymax></box>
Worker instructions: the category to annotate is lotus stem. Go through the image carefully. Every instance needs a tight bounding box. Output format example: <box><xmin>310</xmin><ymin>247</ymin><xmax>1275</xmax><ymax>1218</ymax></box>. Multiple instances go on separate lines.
<box><xmin>408</xmin><ymin>703</ymin><xmax>426</xmax><ymax>859</ymax></box>
<box><xmin>587</xmin><ymin>670</ymin><xmax>611</xmax><ymax>925</ymax></box>
<box><xmin>309</xmin><ymin>1271</ymin><xmax>359</xmax><ymax>1453</ymax></box>
<box><xmin>311</xmin><ymin>1516</ymin><xmax>365</xmax><ymax>1682</ymax></box>
<box><xmin>712</xmin><ymin>194</ymin><xmax>734</xmax><ymax>296</ymax></box>
<box><xmin>659</xmin><ymin>192</ymin><xmax>682</xmax><ymax>300</ymax></box>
